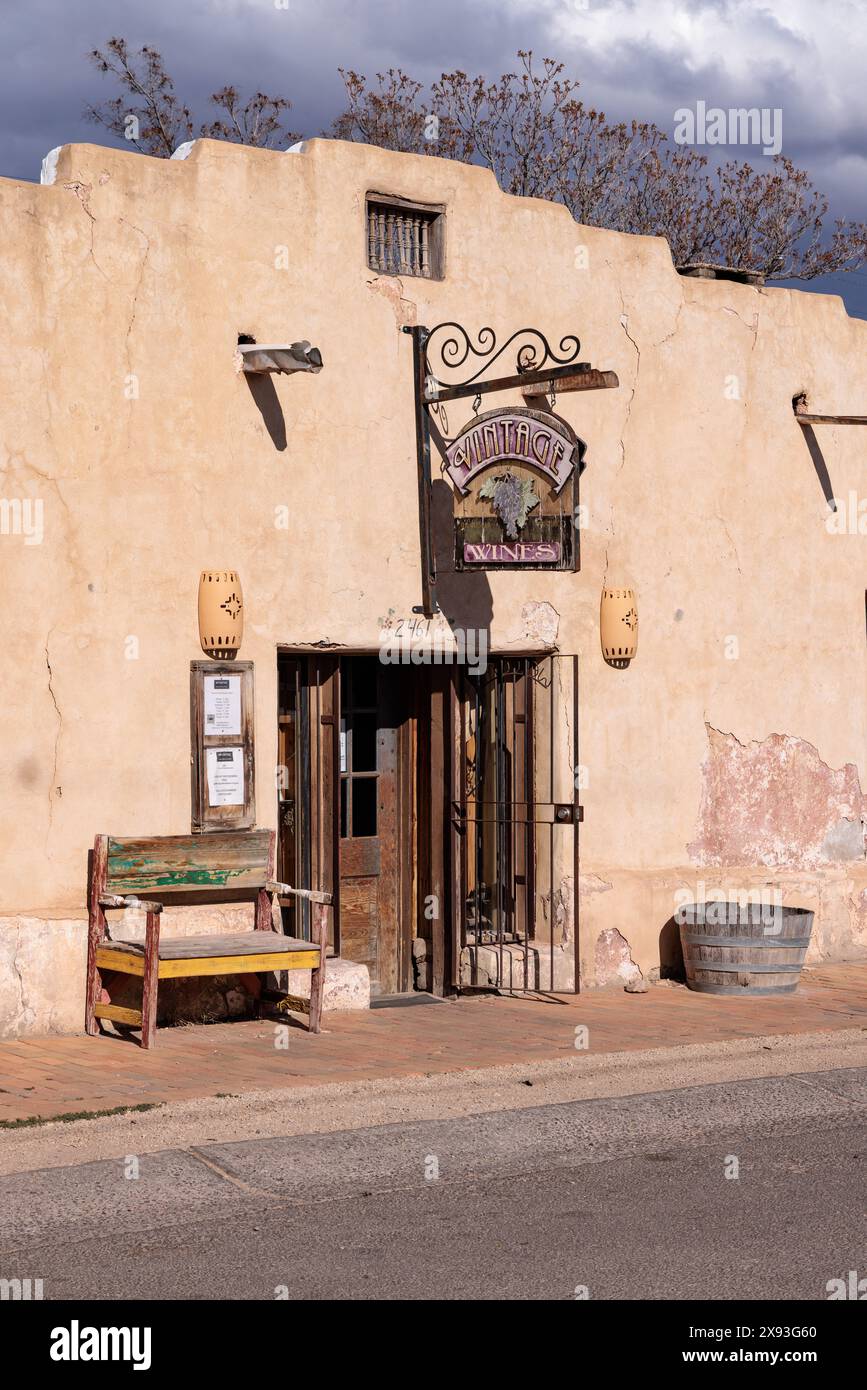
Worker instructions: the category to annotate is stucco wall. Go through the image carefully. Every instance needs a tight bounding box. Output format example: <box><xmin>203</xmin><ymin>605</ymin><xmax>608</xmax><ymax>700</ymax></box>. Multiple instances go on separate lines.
<box><xmin>2</xmin><ymin>136</ymin><xmax>867</xmax><ymax>1034</ymax></box>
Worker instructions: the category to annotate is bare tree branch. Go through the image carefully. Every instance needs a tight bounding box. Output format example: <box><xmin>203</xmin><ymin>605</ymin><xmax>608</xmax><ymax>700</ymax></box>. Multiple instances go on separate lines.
<box><xmin>85</xmin><ymin>38</ymin><xmax>193</xmax><ymax>157</ymax></box>
<box><xmin>331</xmin><ymin>52</ymin><xmax>867</xmax><ymax>282</ymax></box>
<box><xmin>85</xmin><ymin>39</ymin><xmax>301</xmax><ymax>157</ymax></box>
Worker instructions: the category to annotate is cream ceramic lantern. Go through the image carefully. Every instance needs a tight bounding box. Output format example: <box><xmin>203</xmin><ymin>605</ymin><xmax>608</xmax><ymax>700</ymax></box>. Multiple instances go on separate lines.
<box><xmin>600</xmin><ymin>586</ymin><xmax>638</xmax><ymax>667</ymax></box>
<box><xmin>198</xmin><ymin>570</ymin><xmax>244</xmax><ymax>659</ymax></box>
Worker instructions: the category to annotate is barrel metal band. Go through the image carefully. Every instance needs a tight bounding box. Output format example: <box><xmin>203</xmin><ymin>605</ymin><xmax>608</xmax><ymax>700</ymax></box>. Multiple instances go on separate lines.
<box><xmin>687</xmin><ymin>960</ymin><xmax>804</xmax><ymax>973</ymax></box>
<box><xmin>683</xmin><ymin>933</ymin><xmax>811</xmax><ymax>948</ymax></box>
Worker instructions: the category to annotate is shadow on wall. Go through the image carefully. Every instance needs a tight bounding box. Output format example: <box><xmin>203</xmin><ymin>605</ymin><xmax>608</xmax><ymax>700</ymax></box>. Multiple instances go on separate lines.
<box><xmin>245</xmin><ymin>374</ymin><xmax>287</xmax><ymax>451</ymax></box>
<box><xmin>799</xmin><ymin>422</ymin><xmax>836</xmax><ymax>511</ymax></box>
<box><xmin>659</xmin><ymin>916</ymin><xmax>686</xmax><ymax>981</ymax></box>
<box><xmin>430</xmin><ymin>477</ymin><xmax>494</xmax><ymax>638</ymax></box>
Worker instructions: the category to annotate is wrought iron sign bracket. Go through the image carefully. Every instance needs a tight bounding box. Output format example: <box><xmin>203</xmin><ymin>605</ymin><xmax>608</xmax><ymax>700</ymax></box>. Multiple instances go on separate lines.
<box><xmin>403</xmin><ymin>322</ymin><xmax>619</xmax><ymax>616</ymax></box>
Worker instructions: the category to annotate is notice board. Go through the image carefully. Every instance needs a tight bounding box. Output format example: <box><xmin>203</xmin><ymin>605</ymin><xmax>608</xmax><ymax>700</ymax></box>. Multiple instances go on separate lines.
<box><xmin>190</xmin><ymin>660</ymin><xmax>255</xmax><ymax>832</ymax></box>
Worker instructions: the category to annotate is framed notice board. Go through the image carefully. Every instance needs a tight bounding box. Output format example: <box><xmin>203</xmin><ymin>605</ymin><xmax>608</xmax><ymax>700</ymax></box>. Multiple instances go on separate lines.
<box><xmin>190</xmin><ymin>660</ymin><xmax>255</xmax><ymax>832</ymax></box>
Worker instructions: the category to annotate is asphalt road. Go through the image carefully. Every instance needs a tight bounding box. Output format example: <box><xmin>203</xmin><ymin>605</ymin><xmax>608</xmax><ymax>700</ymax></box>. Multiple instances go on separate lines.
<box><xmin>1</xmin><ymin>1066</ymin><xmax>864</xmax><ymax>1300</ymax></box>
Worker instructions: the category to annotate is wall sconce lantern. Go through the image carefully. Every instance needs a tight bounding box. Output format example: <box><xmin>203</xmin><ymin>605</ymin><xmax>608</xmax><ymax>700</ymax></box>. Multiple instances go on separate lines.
<box><xmin>198</xmin><ymin>570</ymin><xmax>244</xmax><ymax>659</ymax></box>
<box><xmin>600</xmin><ymin>586</ymin><xmax>638</xmax><ymax>668</ymax></box>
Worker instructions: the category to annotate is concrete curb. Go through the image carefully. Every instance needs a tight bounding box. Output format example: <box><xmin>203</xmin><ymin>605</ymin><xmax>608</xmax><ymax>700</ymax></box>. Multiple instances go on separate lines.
<box><xmin>2</xmin><ymin>1025</ymin><xmax>865</xmax><ymax>1177</ymax></box>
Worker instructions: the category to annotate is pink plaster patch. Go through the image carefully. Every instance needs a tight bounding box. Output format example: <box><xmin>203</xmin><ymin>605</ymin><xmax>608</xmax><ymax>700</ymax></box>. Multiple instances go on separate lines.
<box><xmin>689</xmin><ymin>727</ymin><xmax>866</xmax><ymax>869</ymax></box>
<box><xmin>594</xmin><ymin>927</ymin><xmax>642</xmax><ymax>987</ymax></box>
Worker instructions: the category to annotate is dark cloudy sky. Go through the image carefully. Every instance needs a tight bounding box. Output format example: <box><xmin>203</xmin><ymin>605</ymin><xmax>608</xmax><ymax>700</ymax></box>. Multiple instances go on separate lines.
<box><xmin>3</xmin><ymin>0</ymin><xmax>866</xmax><ymax>315</ymax></box>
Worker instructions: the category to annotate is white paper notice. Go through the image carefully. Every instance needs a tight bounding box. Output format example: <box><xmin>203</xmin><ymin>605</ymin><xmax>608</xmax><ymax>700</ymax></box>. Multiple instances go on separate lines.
<box><xmin>204</xmin><ymin>675</ymin><xmax>242</xmax><ymax>736</ymax></box>
<box><xmin>206</xmin><ymin>747</ymin><xmax>245</xmax><ymax>807</ymax></box>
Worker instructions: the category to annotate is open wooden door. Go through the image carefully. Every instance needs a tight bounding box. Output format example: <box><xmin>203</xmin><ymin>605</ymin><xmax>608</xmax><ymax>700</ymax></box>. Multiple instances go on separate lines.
<box><xmin>337</xmin><ymin>656</ymin><xmax>408</xmax><ymax>996</ymax></box>
<box><xmin>278</xmin><ymin>652</ymin><xmax>413</xmax><ymax>992</ymax></box>
<box><xmin>307</xmin><ymin>652</ymin><xmax>340</xmax><ymax>950</ymax></box>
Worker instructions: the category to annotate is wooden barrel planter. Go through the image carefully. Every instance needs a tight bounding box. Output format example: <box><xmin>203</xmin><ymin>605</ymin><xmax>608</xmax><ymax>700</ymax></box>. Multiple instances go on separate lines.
<box><xmin>678</xmin><ymin>903</ymin><xmax>814</xmax><ymax>995</ymax></box>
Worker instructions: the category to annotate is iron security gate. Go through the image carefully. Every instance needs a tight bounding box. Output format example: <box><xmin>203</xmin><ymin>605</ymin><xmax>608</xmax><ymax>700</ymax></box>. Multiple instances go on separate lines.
<box><xmin>453</xmin><ymin>654</ymin><xmax>580</xmax><ymax>994</ymax></box>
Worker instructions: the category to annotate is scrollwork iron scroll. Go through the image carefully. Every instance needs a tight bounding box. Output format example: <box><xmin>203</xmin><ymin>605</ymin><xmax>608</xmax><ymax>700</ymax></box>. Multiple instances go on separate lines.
<box><xmin>423</xmin><ymin>322</ymin><xmax>582</xmax><ymax>389</ymax></box>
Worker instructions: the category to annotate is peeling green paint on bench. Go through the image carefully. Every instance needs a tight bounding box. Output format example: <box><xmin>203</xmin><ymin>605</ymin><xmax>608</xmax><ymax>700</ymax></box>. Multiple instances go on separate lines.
<box><xmin>108</xmin><ymin>863</ymin><xmax>246</xmax><ymax>888</ymax></box>
<box><xmin>155</xmin><ymin>867</ymin><xmax>245</xmax><ymax>886</ymax></box>
<box><xmin>104</xmin><ymin>831</ymin><xmax>274</xmax><ymax>896</ymax></box>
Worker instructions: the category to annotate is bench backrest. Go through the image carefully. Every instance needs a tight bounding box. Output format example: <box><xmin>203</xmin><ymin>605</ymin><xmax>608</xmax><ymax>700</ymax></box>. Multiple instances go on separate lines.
<box><xmin>96</xmin><ymin>831</ymin><xmax>275</xmax><ymax>899</ymax></box>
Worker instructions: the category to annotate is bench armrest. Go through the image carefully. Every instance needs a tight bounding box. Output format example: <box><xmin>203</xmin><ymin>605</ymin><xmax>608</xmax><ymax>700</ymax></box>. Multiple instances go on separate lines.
<box><xmin>99</xmin><ymin>894</ymin><xmax>164</xmax><ymax>914</ymax></box>
<box><xmin>265</xmin><ymin>880</ymin><xmax>333</xmax><ymax>907</ymax></box>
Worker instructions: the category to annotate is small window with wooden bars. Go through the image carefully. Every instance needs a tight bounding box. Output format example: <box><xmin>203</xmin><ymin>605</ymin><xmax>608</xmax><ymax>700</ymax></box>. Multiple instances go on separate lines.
<box><xmin>366</xmin><ymin>195</ymin><xmax>444</xmax><ymax>279</ymax></box>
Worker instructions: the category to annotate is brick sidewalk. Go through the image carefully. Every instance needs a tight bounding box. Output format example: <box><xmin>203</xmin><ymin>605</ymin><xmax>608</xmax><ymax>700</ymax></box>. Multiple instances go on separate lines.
<box><xmin>1</xmin><ymin>962</ymin><xmax>865</xmax><ymax>1124</ymax></box>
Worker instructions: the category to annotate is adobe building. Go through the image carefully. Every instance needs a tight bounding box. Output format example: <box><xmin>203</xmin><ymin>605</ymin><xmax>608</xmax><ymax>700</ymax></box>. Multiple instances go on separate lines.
<box><xmin>1</xmin><ymin>134</ymin><xmax>866</xmax><ymax>1038</ymax></box>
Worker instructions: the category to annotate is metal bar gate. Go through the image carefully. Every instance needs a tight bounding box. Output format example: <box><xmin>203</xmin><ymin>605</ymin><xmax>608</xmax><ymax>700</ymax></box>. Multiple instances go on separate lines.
<box><xmin>453</xmin><ymin>654</ymin><xmax>580</xmax><ymax>994</ymax></box>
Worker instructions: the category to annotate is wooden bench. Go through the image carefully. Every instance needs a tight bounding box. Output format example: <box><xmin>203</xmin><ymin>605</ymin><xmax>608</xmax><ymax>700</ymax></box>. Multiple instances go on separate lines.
<box><xmin>86</xmin><ymin>830</ymin><xmax>331</xmax><ymax>1048</ymax></box>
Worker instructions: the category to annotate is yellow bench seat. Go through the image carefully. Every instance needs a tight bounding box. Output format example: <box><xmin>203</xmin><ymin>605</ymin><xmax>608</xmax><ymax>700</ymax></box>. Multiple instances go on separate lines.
<box><xmin>96</xmin><ymin>931</ymin><xmax>321</xmax><ymax>979</ymax></box>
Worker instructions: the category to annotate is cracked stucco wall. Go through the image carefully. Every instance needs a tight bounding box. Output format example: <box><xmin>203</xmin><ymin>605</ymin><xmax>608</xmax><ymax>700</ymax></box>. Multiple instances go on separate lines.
<box><xmin>689</xmin><ymin>727</ymin><xmax>867</xmax><ymax>870</ymax></box>
<box><xmin>595</xmin><ymin>927</ymin><xmax>642</xmax><ymax>988</ymax></box>
<box><xmin>2</xmin><ymin>136</ymin><xmax>867</xmax><ymax>1027</ymax></box>
<box><xmin>0</xmin><ymin>918</ymin><xmax>85</xmax><ymax>1038</ymax></box>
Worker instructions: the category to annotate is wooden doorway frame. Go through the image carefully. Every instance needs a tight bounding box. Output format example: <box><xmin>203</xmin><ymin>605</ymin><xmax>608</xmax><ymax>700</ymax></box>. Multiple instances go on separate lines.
<box><xmin>277</xmin><ymin>649</ymin><xmax>416</xmax><ymax>994</ymax></box>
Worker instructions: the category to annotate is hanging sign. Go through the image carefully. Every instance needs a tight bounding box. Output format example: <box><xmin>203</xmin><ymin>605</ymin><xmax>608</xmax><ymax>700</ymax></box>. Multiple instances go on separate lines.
<box><xmin>446</xmin><ymin>406</ymin><xmax>584</xmax><ymax>572</ymax></box>
<box><xmin>445</xmin><ymin>408</ymin><xmax>577</xmax><ymax>496</ymax></box>
<box><xmin>463</xmin><ymin>540</ymin><xmax>562</xmax><ymax>565</ymax></box>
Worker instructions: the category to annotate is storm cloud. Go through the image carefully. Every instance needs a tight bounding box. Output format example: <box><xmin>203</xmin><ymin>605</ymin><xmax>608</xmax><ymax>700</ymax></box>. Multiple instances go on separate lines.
<box><xmin>2</xmin><ymin>0</ymin><xmax>866</xmax><ymax>314</ymax></box>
